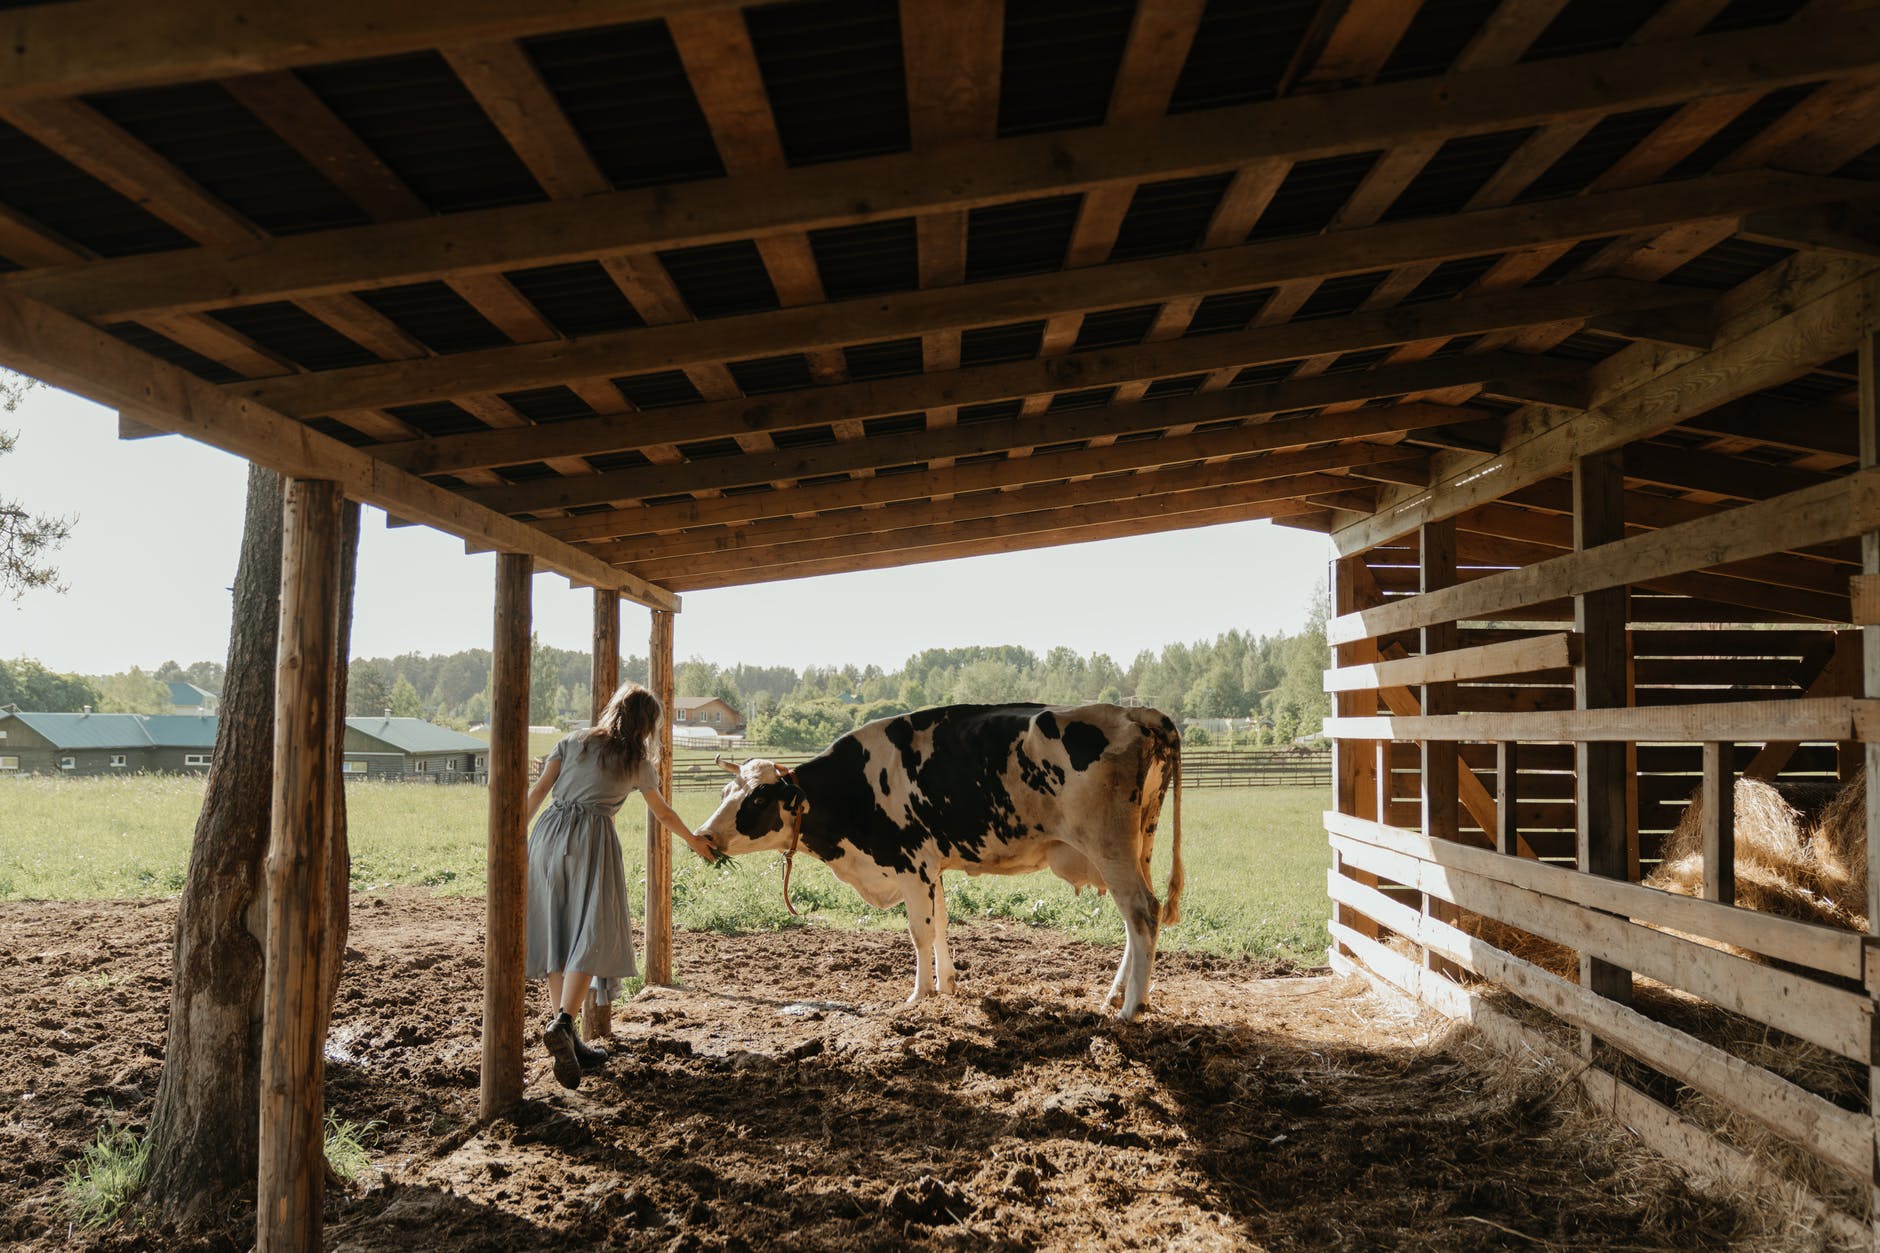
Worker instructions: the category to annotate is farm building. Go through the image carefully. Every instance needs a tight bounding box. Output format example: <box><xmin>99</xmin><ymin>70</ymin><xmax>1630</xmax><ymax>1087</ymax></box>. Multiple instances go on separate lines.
<box><xmin>3</xmin><ymin>0</ymin><xmax>1880</xmax><ymax>1247</ymax></box>
<box><xmin>341</xmin><ymin>715</ymin><xmax>491</xmax><ymax>781</ymax></box>
<box><xmin>0</xmin><ymin>710</ymin><xmax>217</xmax><ymax>775</ymax></box>
<box><xmin>165</xmin><ymin>680</ymin><xmax>219</xmax><ymax>716</ymax></box>
<box><xmin>673</xmin><ymin>695</ymin><xmax>744</xmax><ymax>736</ymax></box>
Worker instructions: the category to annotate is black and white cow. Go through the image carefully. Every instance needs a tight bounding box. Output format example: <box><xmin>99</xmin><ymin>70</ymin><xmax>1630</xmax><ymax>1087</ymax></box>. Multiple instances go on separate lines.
<box><xmin>695</xmin><ymin>703</ymin><xmax>1183</xmax><ymax>1020</ymax></box>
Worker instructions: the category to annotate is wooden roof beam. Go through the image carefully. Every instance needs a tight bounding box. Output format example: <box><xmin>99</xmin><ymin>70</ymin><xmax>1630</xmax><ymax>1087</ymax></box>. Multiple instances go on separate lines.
<box><xmin>378</xmin><ymin>347</ymin><xmax>1581</xmax><ymax>476</ymax></box>
<box><xmin>646</xmin><ymin>499</ymin><xmax>1321</xmax><ymax>592</ymax></box>
<box><xmin>473</xmin><ymin>401</ymin><xmax>1490</xmax><ymax>516</ymax></box>
<box><xmin>14</xmin><ymin>13</ymin><xmax>1878</xmax><ymax>322</ymax></box>
<box><xmin>630</xmin><ymin>481</ymin><xmax>1339</xmax><ymax>582</ymax></box>
<box><xmin>598</xmin><ymin>467</ymin><xmax>1360</xmax><ymax>568</ymax></box>
<box><xmin>0</xmin><ymin>283</ymin><xmax>677</xmax><ymax>606</ymax></box>
<box><xmin>538</xmin><ymin>439</ymin><xmax>1424</xmax><ymax>545</ymax></box>
<box><xmin>1334</xmin><ymin>259</ymin><xmax>1880</xmax><ymax>553</ymax></box>
<box><xmin>0</xmin><ymin>1</ymin><xmax>738</xmax><ymax>104</ymax></box>
<box><xmin>220</xmin><ymin>171</ymin><xmax>1802</xmax><ymax>416</ymax></box>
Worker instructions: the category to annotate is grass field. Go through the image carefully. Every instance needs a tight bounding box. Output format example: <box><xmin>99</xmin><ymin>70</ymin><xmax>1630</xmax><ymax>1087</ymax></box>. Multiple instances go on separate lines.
<box><xmin>0</xmin><ymin>775</ymin><xmax>1333</xmax><ymax>963</ymax></box>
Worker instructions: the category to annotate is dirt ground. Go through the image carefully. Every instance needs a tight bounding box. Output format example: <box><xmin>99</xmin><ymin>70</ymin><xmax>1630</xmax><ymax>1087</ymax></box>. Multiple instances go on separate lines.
<box><xmin>0</xmin><ymin>892</ymin><xmax>1816</xmax><ymax>1251</ymax></box>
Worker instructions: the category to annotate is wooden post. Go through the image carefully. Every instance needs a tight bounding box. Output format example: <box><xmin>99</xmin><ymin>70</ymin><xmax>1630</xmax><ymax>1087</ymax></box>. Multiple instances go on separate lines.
<box><xmin>583</xmin><ymin>587</ymin><xmax>620</xmax><ymax>1040</ymax></box>
<box><xmin>258</xmin><ymin>478</ymin><xmax>343</xmax><ymax>1253</ymax></box>
<box><xmin>1331</xmin><ymin>554</ymin><xmax>1381</xmax><ymax>949</ymax></box>
<box><xmin>1857</xmin><ymin>326</ymin><xmax>1880</xmax><ymax>1248</ymax></box>
<box><xmin>1574</xmin><ymin>450</ymin><xmax>1633</xmax><ymax>1013</ymax></box>
<box><xmin>1495</xmin><ymin>741</ymin><xmax>1520</xmax><ymax>857</ymax></box>
<box><xmin>479</xmin><ymin>552</ymin><xmax>531</xmax><ymax>1120</ymax></box>
<box><xmin>1419</xmin><ymin>521</ymin><xmax>1459</xmax><ymax>973</ymax></box>
<box><xmin>644</xmin><ymin>608</ymin><xmax>676</xmax><ymax>985</ymax></box>
<box><xmin>1700</xmin><ymin>741</ymin><xmax>1735</xmax><ymax>905</ymax></box>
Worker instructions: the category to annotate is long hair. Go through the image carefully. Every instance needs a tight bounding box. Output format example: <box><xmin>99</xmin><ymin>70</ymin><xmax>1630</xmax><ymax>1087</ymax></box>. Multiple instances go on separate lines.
<box><xmin>581</xmin><ymin>682</ymin><xmax>661</xmax><ymax>773</ymax></box>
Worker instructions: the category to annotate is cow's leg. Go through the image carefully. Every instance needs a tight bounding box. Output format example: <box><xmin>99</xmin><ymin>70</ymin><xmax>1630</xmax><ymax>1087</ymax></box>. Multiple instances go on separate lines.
<box><xmin>901</xmin><ymin>875</ymin><xmax>939</xmax><ymax>1004</ymax></box>
<box><xmin>1093</xmin><ymin>851</ymin><xmax>1160</xmax><ymax>1020</ymax></box>
<box><xmin>932</xmin><ymin>873</ymin><xmax>957</xmax><ymax>995</ymax></box>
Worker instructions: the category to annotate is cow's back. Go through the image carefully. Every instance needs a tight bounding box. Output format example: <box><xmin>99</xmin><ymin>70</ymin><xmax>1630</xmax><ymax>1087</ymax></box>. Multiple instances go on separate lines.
<box><xmin>827</xmin><ymin>702</ymin><xmax>1177</xmax><ymax>870</ymax></box>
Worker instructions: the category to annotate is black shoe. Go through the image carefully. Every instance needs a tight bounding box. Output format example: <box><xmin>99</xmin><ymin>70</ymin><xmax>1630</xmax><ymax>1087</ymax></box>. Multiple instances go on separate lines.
<box><xmin>571</xmin><ymin>1030</ymin><xmax>609</xmax><ymax>1070</ymax></box>
<box><xmin>541</xmin><ymin>1012</ymin><xmax>582</xmax><ymax>1090</ymax></box>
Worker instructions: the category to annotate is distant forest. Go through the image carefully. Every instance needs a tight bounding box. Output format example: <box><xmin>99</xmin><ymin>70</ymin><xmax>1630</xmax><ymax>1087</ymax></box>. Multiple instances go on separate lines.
<box><xmin>8</xmin><ymin>588</ymin><xmax>1332</xmax><ymax>751</ymax></box>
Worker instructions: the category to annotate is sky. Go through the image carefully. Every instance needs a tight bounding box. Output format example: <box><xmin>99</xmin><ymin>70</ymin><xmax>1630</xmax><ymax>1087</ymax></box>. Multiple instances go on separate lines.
<box><xmin>2</xmin><ymin>382</ymin><xmax>1334</xmax><ymax>676</ymax></box>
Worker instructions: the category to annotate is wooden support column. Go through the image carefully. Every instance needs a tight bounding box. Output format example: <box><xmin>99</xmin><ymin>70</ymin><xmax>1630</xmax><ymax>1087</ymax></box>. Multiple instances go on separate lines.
<box><xmin>1700</xmin><ymin>741</ymin><xmax>1735</xmax><ymax>905</ymax></box>
<box><xmin>258</xmin><ymin>478</ymin><xmax>343</xmax><ymax>1253</ymax></box>
<box><xmin>479</xmin><ymin>552</ymin><xmax>531</xmax><ymax>1120</ymax></box>
<box><xmin>644</xmin><ymin>608</ymin><xmax>676</xmax><ymax>985</ymax></box>
<box><xmin>1419</xmin><ymin>520</ymin><xmax>1459</xmax><ymax>973</ymax></box>
<box><xmin>1858</xmin><ymin>325</ymin><xmax>1880</xmax><ymax>1248</ymax></box>
<box><xmin>582</xmin><ymin>588</ymin><xmax>620</xmax><ymax>1040</ymax></box>
<box><xmin>1331</xmin><ymin>554</ymin><xmax>1381</xmax><ymax>949</ymax></box>
<box><xmin>1495</xmin><ymin>742</ymin><xmax>1520</xmax><ymax>857</ymax></box>
<box><xmin>1574</xmin><ymin>450</ymin><xmax>1633</xmax><ymax>1013</ymax></box>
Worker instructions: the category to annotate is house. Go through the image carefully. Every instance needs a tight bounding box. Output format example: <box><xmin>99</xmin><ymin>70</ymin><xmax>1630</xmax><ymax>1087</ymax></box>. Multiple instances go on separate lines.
<box><xmin>342</xmin><ymin>716</ymin><xmax>489</xmax><ymax>781</ymax></box>
<box><xmin>167</xmin><ymin>680</ymin><xmax>220</xmax><ymax>716</ymax></box>
<box><xmin>0</xmin><ymin>709</ymin><xmax>218</xmax><ymax>775</ymax></box>
<box><xmin>673</xmin><ymin>696</ymin><xmax>742</xmax><ymax>736</ymax></box>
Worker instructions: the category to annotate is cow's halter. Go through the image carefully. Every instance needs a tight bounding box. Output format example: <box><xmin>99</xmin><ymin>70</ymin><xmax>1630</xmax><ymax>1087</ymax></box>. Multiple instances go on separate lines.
<box><xmin>777</xmin><ymin>766</ymin><xmax>808</xmax><ymax>917</ymax></box>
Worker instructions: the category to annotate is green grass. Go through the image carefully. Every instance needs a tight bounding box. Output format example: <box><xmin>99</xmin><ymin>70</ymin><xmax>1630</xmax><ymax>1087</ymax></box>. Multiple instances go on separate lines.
<box><xmin>1</xmin><ymin>774</ymin><xmax>1333</xmax><ymax>963</ymax></box>
<box><xmin>60</xmin><ymin>1124</ymin><xmax>149</xmax><ymax>1228</ymax></box>
<box><xmin>323</xmin><ymin>1115</ymin><xmax>380</xmax><ymax>1183</ymax></box>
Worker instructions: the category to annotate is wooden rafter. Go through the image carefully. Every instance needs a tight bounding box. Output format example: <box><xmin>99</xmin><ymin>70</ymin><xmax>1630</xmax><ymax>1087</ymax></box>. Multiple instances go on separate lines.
<box><xmin>471</xmin><ymin>401</ymin><xmax>1491</xmax><ymax>516</ymax></box>
<box><xmin>12</xmin><ymin>15</ymin><xmax>1875</xmax><ymax>322</ymax></box>
<box><xmin>378</xmin><ymin>349</ymin><xmax>1580</xmax><ymax>476</ymax></box>
<box><xmin>0</xmin><ymin>283</ymin><xmax>676</xmax><ymax>605</ymax></box>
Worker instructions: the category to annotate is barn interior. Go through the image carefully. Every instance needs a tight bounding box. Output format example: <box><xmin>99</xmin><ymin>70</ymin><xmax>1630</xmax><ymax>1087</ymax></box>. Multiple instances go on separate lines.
<box><xmin>3</xmin><ymin>0</ymin><xmax>1880</xmax><ymax>1246</ymax></box>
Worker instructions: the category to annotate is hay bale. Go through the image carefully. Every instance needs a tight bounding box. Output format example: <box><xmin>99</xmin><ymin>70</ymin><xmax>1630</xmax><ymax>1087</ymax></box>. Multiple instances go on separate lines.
<box><xmin>1645</xmin><ymin>772</ymin><xmax>1866</xmax><ymax>934</ymax></box>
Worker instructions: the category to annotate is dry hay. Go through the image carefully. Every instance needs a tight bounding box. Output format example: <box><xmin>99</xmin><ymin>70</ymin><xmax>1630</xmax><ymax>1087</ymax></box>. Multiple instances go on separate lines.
<box><xmin>1645</xmin><ymin>771</ymin><xmax>1865</xmax><ymax>933</ymax></box>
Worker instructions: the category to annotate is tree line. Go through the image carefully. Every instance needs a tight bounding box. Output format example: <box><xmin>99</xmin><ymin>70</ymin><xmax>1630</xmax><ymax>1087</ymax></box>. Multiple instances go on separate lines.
<box><xmin>7</xmin><ymin>587</ymin><xmax>1331</xmax><ymax>749</ymax></box>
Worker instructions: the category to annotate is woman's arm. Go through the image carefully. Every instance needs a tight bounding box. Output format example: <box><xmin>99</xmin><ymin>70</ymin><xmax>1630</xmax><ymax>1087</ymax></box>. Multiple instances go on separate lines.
<box><xmin>644</xmin><ymin>789</ymin><xmax>717</xmax><ymax>862</ymax></box>
<box><xmin>524</xmin><ymin>757</ymin><xmax>561</xmax><ymax>826</ymax></box>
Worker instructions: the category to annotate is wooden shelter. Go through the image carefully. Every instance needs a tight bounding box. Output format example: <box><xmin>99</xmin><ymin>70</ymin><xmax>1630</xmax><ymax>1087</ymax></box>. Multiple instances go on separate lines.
<box><xmin>2</xmin><ymin>0</ymin><xmax>1879</xmax><ymax>1246</ymax></box>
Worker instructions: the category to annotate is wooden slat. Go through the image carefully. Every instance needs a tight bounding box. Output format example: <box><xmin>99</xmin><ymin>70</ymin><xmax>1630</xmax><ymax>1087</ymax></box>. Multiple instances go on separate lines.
<box><xmin>1332</xmin><ymin>470</ymin><xmax>1880</xmax><ymax>646</ymax></box>
<box><xmin>1326</xmin><ymin>697</ymin><xmax>1878</xmax><ymax>747</ymax></box>
<box><xmin>18</xmin><ymin>14</ymin><xmax>1879</xmax><ymax>319</ymax></box>
<box><xmin>581</xmin><ymin>588</ymin><xmax>621</xmax><ymax>1041</ymax></box>
<box><xmin>0</xmin><ymin>282</ymin><xmax>677</xmax><ymax>605</ymax></box>
<box><xmin>1336</xmin><ymin>928</ymin><xmax>1866</xmax><ymax>1249</ymax></box>
<box><xmin>1329</xmin><ymin>826</ymin><xmax>1871</xmax><ymax>1058</ymax></box>
<box><xmin>1324</xmin><ymin>632</ymin><xmax>1581</xmax><ymax>692</ymax></box>
<box><xmin>1326</xmin><ymin>870</ymin><xmax>1870</xmax><ymax>1178</ymax></box>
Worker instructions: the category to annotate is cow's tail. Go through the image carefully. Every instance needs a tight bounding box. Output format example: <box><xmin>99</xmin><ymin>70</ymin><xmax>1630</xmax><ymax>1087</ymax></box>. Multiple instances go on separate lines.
<box><xmin>1161</xmin><ymin>737</ymin><xmax>1184</xmax><ymax>925</ymax></box>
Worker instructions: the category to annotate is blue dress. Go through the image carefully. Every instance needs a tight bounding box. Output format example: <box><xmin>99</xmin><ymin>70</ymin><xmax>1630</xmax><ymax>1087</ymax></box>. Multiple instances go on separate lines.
<box><xmin>524</xmin><ymin>733</ymin><xmax>655</xmax><ymax>1004</ymax></box>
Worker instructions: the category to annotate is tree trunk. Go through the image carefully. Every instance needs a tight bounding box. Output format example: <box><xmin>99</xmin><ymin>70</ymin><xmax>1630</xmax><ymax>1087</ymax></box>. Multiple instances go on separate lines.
<box><xmin>144</xmin><ymin>472</ymin><xmax>359</xmax><ymax>1224</ymax></box>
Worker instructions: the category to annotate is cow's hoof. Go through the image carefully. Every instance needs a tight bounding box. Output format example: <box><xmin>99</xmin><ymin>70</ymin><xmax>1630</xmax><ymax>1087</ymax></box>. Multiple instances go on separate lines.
<box><xmin>938</xmin><ymin>979</ymin><xmax>958</xmax><ymax>996</ymax></box>
<box><xmin>905</xmin><ymin>988</ymin><xmax>934</xmax><ymax>1005</ymax></box>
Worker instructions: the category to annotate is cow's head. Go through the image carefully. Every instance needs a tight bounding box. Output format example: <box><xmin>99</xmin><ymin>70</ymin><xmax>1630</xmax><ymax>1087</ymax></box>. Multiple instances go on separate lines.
<box><xmin>695</xmin><ymin>756</ymin><xmax>807</xmax><ymax>855</ymax></box>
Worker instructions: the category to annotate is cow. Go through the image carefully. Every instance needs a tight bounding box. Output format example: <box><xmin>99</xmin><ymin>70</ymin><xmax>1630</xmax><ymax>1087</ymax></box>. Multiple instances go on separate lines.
<box><xmin>694</xmin><ymin>703</ymin><xmax>1183</xmax><ymax>1020</ymax></box>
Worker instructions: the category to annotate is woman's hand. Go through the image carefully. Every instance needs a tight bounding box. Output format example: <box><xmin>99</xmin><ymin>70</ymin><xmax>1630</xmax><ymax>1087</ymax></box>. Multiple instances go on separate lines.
<box><xmin>681</xmin><ymin>833</ymin><xmax>721</xmax><ymax>864</ymax></box>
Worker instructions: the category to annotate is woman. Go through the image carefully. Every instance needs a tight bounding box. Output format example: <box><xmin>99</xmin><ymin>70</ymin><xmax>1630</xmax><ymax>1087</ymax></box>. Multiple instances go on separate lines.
<box><xmin>523</xmin><ymin>681</ymin><xmax>715</xmax><ymax>1090</ymax></box>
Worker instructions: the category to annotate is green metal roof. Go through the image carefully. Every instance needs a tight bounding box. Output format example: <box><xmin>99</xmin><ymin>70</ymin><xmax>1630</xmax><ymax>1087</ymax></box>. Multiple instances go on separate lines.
<box><xmin>142</xmin><ymin>715</ymin><xmax>220</xmax><ymax>748</ymax></box>
<box><xmin>344</xmin><ymin>717</ymin><xmax>488</xmax><ymax>754</ymax></box>
<box><xmin>167</xmin><ymin>681</ymin><xmax>218</xmax><ymax>707</ymax></box>
<box><xmin>2</xmin><ymin>712</ymin><xmax>155</xmax><ymax>750</ymax></box>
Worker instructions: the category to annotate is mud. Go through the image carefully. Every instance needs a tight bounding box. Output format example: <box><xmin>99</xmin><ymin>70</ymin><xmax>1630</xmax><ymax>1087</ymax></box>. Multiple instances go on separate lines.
<box><xmin>1</xmin><ymin>893</ymin><xmax>1786</xmax><ymax>1250</ymax></box>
